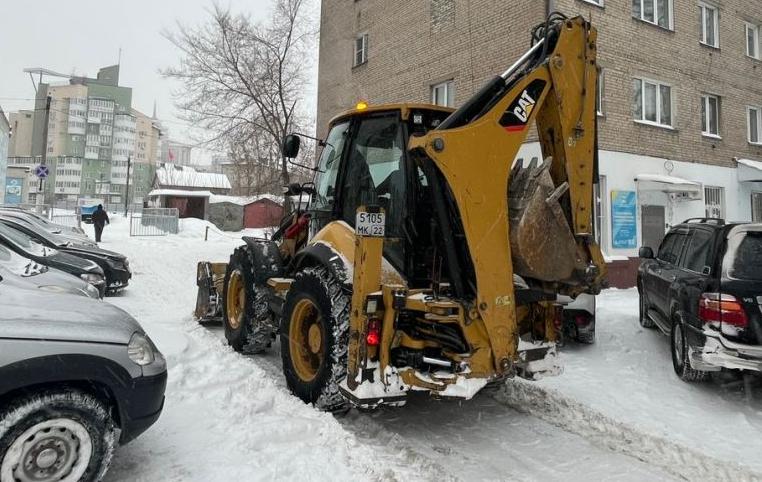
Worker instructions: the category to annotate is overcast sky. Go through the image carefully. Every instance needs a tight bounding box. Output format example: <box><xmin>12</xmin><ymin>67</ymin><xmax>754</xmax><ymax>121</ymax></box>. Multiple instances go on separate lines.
<box><xmin>1</xmin><ymin>0</ymin><xmax>319</xmax><ymax>164</ymax></box>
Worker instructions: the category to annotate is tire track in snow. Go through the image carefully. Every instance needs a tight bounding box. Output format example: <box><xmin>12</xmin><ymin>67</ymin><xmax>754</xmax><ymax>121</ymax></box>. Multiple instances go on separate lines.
<box><xmin>494</xmin><ymin>379</ymin><xmax>762</xmax><ymax>481</ymax></box>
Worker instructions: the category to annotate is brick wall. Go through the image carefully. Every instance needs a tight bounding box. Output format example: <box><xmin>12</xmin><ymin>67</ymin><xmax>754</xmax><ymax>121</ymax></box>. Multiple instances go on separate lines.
<box><xmin>317</xmin><ymin>0</ymin><xmax>762</xmax><ymax>169</ymax></box>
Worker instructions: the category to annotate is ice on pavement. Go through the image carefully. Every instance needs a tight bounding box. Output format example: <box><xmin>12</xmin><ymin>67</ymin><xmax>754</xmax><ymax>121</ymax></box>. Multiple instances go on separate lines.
<box><xmin>82</xmin><ymin>216</ymin><xmax>760</xmax><ymax>481</ymax></box>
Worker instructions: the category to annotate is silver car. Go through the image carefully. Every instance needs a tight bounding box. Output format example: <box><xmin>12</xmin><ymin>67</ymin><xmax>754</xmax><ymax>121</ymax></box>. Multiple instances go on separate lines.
<box><xmin>0</xmin><ymin>243</ymin><xmax>100</xmax><ymax>299</ymax></box>
<box><xmin>0</xmin><ymin>284</ymin><xmax>167</xmax><ymax>482</ymax></box>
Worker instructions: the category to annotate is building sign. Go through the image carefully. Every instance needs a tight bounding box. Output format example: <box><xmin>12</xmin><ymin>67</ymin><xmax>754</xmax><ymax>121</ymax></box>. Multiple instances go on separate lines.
<box><xmin>5</xmin><ymin>177</ymin><xmax>23</xmax><ymax>205</ymax></box>
<box><xmin>611</xmin><ymin>190</ymin><xmax>637</xmax><ymax>249</ymax></box>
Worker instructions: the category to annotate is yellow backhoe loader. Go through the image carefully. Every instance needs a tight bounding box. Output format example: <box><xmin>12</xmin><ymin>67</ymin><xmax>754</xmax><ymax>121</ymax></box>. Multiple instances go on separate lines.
<box><xmin>195</xmin><ymin>13</ymin><xmax>606</xmax><ymax>410</ymax></box>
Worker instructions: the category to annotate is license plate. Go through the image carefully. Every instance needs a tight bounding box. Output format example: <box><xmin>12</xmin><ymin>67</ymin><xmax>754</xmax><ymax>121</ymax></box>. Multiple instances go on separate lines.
<box><xmin>355</xmin><ymin>211</ymin><xmax>385</xmax><ymax>237</ymax></box>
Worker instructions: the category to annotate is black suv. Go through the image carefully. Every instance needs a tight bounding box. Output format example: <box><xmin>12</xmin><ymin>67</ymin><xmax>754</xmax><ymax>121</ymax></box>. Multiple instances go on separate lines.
<box><xmin>638</xmin><ymin>218</ymin><xmax>762</xmax><ymax>381</ymax></box>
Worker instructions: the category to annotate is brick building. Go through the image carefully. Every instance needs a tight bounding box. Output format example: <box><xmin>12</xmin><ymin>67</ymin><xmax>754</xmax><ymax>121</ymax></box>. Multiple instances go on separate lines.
<box><xmin>317</xmin><ymin>0</ymin><xmax>762</xmax><ymax>286</ymax></box>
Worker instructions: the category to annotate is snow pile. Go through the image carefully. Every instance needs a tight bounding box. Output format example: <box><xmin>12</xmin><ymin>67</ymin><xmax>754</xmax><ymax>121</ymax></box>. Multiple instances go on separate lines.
<box><xmin>155</xmin><ymin>163</ymin><xmax>231</xmax><ymax>190</ymax></box>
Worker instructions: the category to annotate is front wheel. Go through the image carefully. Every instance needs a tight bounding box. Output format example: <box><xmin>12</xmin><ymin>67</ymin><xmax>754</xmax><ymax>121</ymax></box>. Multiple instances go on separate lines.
<box><xmin>0</xmin><ymin>390</ymin><xmax>117</xmax><ymax>482</ymax></box>
<box><xmin>280</xmin><ymin>266</ymin><xmax>349</xmax><ymax>411</ymax></box>
<box><xmin>671</xmin><ymin>318</ymin><xmax>709</xmax><ymax>382</ymax></box>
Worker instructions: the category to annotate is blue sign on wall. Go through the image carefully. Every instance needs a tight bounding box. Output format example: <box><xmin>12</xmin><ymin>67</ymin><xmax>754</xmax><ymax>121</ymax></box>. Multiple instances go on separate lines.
<box><xmin>5</xmin><ymin>177</ymin><xmax>23</xmax><ymax>205</ymax></box>
<box><xmin>611</xmin><ymin>190</ymin><xmax>637</xmax><ymax>249</ymax></box>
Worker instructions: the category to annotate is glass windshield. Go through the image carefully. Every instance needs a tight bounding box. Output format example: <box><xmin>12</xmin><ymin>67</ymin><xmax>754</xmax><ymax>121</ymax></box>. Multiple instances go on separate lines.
<box><xmin>727</xmin><ymin>232</ymin><xmax>762</xmax><ymax>280</ymax></box>
<box><xmin>0</xmin><ymin>223</ymin><xmax>47</xmax><ymax>256</ymax></box>
<box><xmin>313</xmin><ymin>121</ymin><xmax>350</xmax><ymax>211</ymax></box>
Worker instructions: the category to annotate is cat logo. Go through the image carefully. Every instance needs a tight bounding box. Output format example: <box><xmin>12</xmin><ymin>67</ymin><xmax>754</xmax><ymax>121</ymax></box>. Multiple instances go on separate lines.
<box><xmin>499</xmin><ymin>78</ymin><xmax>547</xmax><ymax>132</ymax></box>
<box><xmin>513</xmin><ymin>90</ymin><xmax>536</xmax><ymax>123</ymax></box>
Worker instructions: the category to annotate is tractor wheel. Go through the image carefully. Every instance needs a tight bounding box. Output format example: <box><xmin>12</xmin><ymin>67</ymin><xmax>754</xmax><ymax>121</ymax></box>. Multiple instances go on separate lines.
<box><xmin>222</xmin><ymin>246</ymin><xmax>273</xmax><ymax>354</ymax></box>
<box><xmin>280</xmin><ymin>266</ymin><xmax>349</xmax><ymax>411</ymax></box>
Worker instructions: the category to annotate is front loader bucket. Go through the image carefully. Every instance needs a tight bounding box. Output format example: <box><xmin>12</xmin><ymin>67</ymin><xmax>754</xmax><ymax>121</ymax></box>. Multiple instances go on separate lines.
<box><xmin>194</xmin><ymin>261</ymin><xmax>227</xmax><ymax>322</ymax></box>
<box><xmin>508</xmin><ymin>157</ymin><xmax>581</xmax><ymax>282</ymax></box>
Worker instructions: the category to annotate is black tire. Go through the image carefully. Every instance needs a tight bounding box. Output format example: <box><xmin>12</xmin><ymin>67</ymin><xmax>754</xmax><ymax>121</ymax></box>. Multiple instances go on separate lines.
<box><xmin>638</xmin><ymin>282</ymin><xmax>656</xmax><ymax>329</ymax></box>
<box><xmin>280</xmin><ymin>266</ymin><xmax>349</xmax><ymax>411</ymax></box>
<box><xmin>575</xmin><ymin>319</ymin><xmax>596</xmax><ymax>344</ymax></box>
<box><xmin>222</xmin><ymin>246</ymin><xmax>273</xmax><ymax>354</ymax></box>
<box><xmin>0</xmin><ymin>390</ymin><xmax>117</xmax><ymax>482</ymax></box>
<box><xmin>671</xmin><ymin>318</ymin><xmax>709</xmax><ymax>382</ymax></box>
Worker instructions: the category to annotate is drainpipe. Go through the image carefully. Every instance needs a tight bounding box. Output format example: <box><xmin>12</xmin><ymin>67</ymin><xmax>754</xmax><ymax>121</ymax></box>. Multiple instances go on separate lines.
<box><xmin>546</xmin><ymin>0</ymin><xmax>556</xmax><ymax>16</ymax></box>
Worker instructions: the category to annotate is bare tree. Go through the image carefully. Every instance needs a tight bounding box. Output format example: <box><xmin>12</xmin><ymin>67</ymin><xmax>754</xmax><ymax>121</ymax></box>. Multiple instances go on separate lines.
<box><xmin>226</xmin><ymin>128</ymin><xmax>283</xmax><ymax>196</ymax></box>
<box><xmin>163</xmin><ymin>0</ymin><xmax>316</xmax><ymax>204</ymax></box>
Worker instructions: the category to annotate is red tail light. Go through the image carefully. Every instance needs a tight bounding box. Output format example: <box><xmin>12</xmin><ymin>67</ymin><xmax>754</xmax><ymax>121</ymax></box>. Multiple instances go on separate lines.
<box><xmin>698</xmin><ymin>293</ymin><xmax>748</xmax><ymax>328</ymax></box>
<box><xmin>366</xmin><ymin>319</ymin><xmax>381</xmax><ymax>346</ymax></box>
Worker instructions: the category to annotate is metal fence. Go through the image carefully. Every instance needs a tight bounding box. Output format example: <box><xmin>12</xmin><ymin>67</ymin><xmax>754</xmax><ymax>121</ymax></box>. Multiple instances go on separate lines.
<box><xmin>129</xmin><ymin>208</ymin><xmax>180</xmax><ymax>236</ymax></box>
<box><xmin>51</xmin><ymin>214</ymin><xmax>82</xmax><ymax>229</ymax></box>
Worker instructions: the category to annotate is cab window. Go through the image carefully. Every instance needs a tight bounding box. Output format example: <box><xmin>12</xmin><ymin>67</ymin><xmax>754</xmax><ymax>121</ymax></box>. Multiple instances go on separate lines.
<box><xmin>312</xmin><ymin>121</ymin><xmax>350</xmax><ymax>211</ymax></box>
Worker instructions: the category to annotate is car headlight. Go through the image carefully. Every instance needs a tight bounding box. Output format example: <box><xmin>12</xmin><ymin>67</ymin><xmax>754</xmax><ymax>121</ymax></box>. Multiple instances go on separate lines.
<box><xmin>127</xmin><ymin>333</ymin><xmax>156</xmax><ymax>366</ymax></box>
<box><xmin>80</xmin><ymin>273</ymin><xmax>104</xmax><ymax>284</ymax></box>
<box><xmin>84</xmin><ymin>283</ymin><xmax>101</xmax><ymax>299</ymax></box>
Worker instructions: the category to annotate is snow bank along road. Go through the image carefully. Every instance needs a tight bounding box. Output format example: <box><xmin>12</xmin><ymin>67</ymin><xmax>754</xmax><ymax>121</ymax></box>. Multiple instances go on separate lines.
<box><xmin>86</xmin><ymin>218</ymin><xmax>760</xmax><ymax>481</ymax></box>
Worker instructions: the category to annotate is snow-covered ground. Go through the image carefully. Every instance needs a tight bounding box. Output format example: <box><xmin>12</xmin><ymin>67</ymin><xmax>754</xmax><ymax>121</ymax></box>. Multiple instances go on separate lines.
<box><xmin>78</xmin><ymin>217</ymin><xmax>760</xmax><ymax>481</ymax></box>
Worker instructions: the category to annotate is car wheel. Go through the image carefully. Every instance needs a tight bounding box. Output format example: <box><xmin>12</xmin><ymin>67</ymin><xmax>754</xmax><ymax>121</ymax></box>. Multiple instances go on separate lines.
<box><xmin>670</xmin><ymin>318</ymin><xmax>709</xmax><ymax>382</ymax></box>
<box><xmin>0</xmin><ymin>390</ymin><xmax>117</xmax><ymax>482</ymax></box>
<box><xmin>638</xmin><ymin>283</ymin><xmax>655</xmax><ymax>329</ymax></box>
<box><xmin>280</xmin><ymin>266</ymin><xmax>349</xmax><ymax>412</ymax></box>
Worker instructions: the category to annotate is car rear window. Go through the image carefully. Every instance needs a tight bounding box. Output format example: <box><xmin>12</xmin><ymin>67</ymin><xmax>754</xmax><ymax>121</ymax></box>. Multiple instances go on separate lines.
<box><xmin>727</xmin><ymin>232</ymin><xmax>762</xmax><ymax>280</ymax></box>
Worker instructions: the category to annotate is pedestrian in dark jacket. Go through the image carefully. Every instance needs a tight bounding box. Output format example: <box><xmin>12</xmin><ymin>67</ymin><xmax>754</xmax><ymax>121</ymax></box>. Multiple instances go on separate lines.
<box><xmin>92</xmin><ymin>204</ymin><xmax>110</xmax><ymax>242</ymax></box>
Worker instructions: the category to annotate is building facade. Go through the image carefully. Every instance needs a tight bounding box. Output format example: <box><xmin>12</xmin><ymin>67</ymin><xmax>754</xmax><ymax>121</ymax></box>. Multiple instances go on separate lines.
<box><xmin>7</xmin><ymin>65</ymin><xmax>162</xmax><ymax>206</ymax></box>
<box><xmin>0</xmin><ymin>107</ymin><xmax>9</xmax><ymax>204</ymax></box>
<box><xmin>317</xmin><ymin>0</ymin><xmax>762</xmax><ymax>285</ymax></box>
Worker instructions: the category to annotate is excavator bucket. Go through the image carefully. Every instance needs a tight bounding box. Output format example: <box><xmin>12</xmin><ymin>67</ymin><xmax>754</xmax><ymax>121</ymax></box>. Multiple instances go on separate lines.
<box><xmin>508</xmin><ymin>157</ymin><xmax>580</xmax><ymax>282</ymax></box>
<box><xmin>194</xmin><ymin>261</ymin><xmax>227</xmax><ymax>322</ymax></box>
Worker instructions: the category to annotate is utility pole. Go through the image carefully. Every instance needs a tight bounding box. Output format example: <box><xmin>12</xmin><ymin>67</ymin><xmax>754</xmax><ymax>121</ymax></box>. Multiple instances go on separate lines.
<box><xmin>123</xmin><ymin>155</ymin><xmax>131</xmax><ymax>217</ymax></box>
<box><xmin>37</xmin><ymin>94</ymin><xmax>52</xmax><ymax>208</ymax></box>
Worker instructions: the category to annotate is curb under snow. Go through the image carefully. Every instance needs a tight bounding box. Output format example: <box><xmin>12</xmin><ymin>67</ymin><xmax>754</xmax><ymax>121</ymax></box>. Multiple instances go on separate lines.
<box><xmin>493</xmin><ymin>380</ymin><xmax>762</xmax><ymax>482</ymax></box>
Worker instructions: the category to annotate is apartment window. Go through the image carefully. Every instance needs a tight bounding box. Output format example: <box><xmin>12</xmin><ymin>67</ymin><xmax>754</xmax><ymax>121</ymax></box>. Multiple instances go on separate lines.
<box><xmin>431</xmin><ymin>80</ymin><xmax>455</xmax><ymax>107</ymax></box>
<box><xmin>701</xmin><ymin>94</ymin><xmax>720</xmax><ymax>137</ymax></box>
<box><xmin>596</xmin><ymin>68</ymin><xmax>605</xmax><ymax>115</ymax></box>
<box><xmin>354</xmin><ymin>33</ymin><xmax>368</xmax><ymax>67</ymax></box>
<box><xmin>748</xmin><ymin>106</ymin><xmax>762</xmax><ymax>144</ymax></box>
<box><xmin>632</xmin><ymin>0</ymin><xmax>672</xmax><ymax>29</ymax></box>
<box><xmin>699</xmin><ymin>3</ymin><xmax>719</xmax><ymax>48</ymax></box>
<box><xmin>747</xmin><ymin>23</ymin><xmax>760</xmax><ymax>59</ymax></box>
<box><xmin>583</xmin><ymin>0</ymin><xmax>604</xmax><ymax>6</ymax></box>
<box><xmin>704</xmin><ymin>186</ymin><xmax>724</xmax><ymax>218</ymax></box>
<box><xmin>633</xmin><ymin>78</ymin><xmax>673</xmax><ymax>127</ymax></box>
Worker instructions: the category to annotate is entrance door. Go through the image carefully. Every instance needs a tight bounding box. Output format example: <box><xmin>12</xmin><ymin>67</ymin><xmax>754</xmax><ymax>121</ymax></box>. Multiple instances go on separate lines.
<box><xmin>641</xmin><ymin>205</ymin><xmax>666</xmax><ymax>251</ymax></box>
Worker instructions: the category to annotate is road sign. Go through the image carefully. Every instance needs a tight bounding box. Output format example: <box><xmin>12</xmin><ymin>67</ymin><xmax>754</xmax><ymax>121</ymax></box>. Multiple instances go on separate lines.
<box><xmin>34</xmin><ymin>164</ymin><xmax>50</xmax><ymax>179</ymax></box>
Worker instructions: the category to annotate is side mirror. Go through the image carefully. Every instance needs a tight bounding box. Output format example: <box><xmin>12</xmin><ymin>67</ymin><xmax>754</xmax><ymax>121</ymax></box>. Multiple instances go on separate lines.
<box><xmin>282</xmin><ymin>134</ymin><xmax>301</xmax><ymax>159</ymax></box>
<box><xmin>639</xmin><ymin>246</ymin><xmax>654</xmax><ymax>259</ymax></box>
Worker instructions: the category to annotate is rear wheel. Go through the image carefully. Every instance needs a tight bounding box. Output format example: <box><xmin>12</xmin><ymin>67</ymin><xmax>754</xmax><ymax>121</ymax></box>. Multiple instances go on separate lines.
<box><xmin>671</xmin><ymin>318</ymin><xmax>709</xmax><ymax>382</ymax></box>
<box><xmin>223</xmin><ymin>246</ymin><xmax>273</xmax><ymax>354</ymax></box>
<box><xmin>638</xmin><ymin>283</ymin><xmax>655</xmax><ymax>328</ymax></box>
<box><xmin>281</xmin><ymin>267</ymin><xmax>349</xmax><ymax>411</ymax></box>
<box><xmin>0</xmin><ymin>390</ymin><xmax>117</xmax><ymax>482</ymax></box>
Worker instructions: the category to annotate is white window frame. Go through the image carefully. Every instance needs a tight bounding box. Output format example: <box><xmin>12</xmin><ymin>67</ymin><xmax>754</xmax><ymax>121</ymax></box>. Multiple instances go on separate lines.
<box><xmin>353</xmin><ymin>33</ymin><xmax>368</xmax><ymax>67</ymax></box>
<box><xmin>633</xmin><ymin>77</ymin><xmax>674</xmax><ymax>128</ymax></box>
<box><xmin>748</xmin><ymin>105</ymin><xmax>762</xmax><ymax>145</ymax></box>
<box><xmin>746</xmin><ymin>23</ymin><xmax>761</xmax><ymax>59</ymax></box>
<box><xmin>582</xmin><ymin>0</ymin><xmax>604</xmax><ymax>7</ymax></box>
<box><xmin>701</xmin><ymin>93</ymin><xmax>721</xmax><ymax>138</ymax></box>
<box><xmin>699</xmin><ymin>2</ymin><xmax>720</xmax><ymax>48</ymax></box>
<box><xmin>431</xmin><ymin>80</ymin><xmax>455</xmax><ymax>108</ymax></box>
<box><xmin>632</xmin><ymin>0</ymin><xmax>674</xmax><ymax>30</ymax></box>
<box><xmin>704</xmin><ymin>185</ymin><xmax>725</xmax><ymax>219</ymax></box>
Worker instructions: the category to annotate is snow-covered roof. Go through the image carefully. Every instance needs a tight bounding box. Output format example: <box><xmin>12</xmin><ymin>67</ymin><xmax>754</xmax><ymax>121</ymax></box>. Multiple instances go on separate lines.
<box><xmin>634</xmin><ymin>173</ymin><xmax>701</xmax><ymax>194</ymax></box>
<box><xmin>208</xmin><ymin>194</ymin><xmax>284</xmax><ymax>206</ymax></box>
<box><xmin>147</xmin><ymin>189</ymin><xmax>212</xmax><ymax>198</ymax></box>
<box><xmin>155</xmin><ymin>164</ymin><xmax>231</xmax><ymax>190</ymax></box>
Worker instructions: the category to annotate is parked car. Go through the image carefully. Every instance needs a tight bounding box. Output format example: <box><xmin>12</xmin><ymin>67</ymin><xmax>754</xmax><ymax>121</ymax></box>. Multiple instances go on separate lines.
<box><xmin>0</xmin><ymin>217</ymin><xmax>131</xmax><ymax>293</ymax></box>
<box><xmin>0</xmin><ymin>206</ymin><xmax>86</xmax><ymax>236</ymax></box>
<box><xmin>0</xmin><ymin>209</ymin><xmax>95</xmax><ymax>247</ymax></box>
<box><xmin>638</xmin><ymin>218</ymin><xmax>762</xmax><ymax>381</ymax></box>
<box><xmin>0</xmin><ymin>221</ymin><xmax>106</xmax><ymax>297</ymax></box>
<box><xmin>0</xmin><ymin>283</ymin><xmax>167</xmax><ymax>481</ymax></box>
<box><xmin>0</xmin><ymin>243</ymin><xmax>101</xmax><ymax>299</ymax></box>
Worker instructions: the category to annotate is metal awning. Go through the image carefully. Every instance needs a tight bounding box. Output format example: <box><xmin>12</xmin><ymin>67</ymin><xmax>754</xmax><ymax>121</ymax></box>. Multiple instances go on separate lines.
<box><xmin>634</xmin><ymin>174</ymin><xmax>701</xmax><ymax>195</ymax></box>
<box><xmin>737</xmin><ymin>158</ymin><xmax>762</xmax><ymax>182</ymax></box>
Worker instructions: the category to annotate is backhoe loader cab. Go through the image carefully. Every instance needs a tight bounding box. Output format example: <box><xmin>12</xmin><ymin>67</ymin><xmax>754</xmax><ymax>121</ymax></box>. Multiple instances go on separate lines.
<box><xmin>196</xmin><ymin>14</ymin><xmax>606</xmax><ymax>410</ymax></box>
